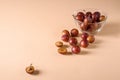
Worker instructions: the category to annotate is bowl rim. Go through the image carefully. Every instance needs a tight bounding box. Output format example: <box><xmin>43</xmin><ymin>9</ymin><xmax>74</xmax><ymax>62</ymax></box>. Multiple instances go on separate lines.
<box><xmin>72</xmin><ymin>8</ymin><xmax>107</xmax><ymax>24</ymax></box>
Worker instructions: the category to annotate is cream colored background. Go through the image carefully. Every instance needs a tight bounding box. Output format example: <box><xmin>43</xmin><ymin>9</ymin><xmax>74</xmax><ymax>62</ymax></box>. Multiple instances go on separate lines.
<box><xmin>0</xmin><ymin>0</ymin><xmax>120</xmax><ymax>80</ymax></box>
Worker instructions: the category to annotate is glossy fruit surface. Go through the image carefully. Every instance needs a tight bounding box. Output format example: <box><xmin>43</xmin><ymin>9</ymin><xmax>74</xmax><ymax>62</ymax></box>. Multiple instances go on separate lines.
<box><xmin>76</xmin><ymin>12</ymin><xmax>85</xmax><ymax>22</ymax></box>
<box><xmin>70</xmin><ymin>28</ymin><xmax>79</xmax><ymax>37</ymax></box>
<box><xmin>69</xmin><ymin>37</ymin><xmax>78</xmax><ymax>46</ymax></box>
<box><xmin>92</xmin><ymin>11</ymin><xmax>101</xmax><ymax>22</ymax></box>
<box><xmin>80</xmin><ymin>23</ymin><xmax>87</xmax><ymax>31</ymax></box>
<box><xmin>81</xmin><ymin>33</ymin><xmax>89</xmax><ymax>40</ymax></box>
<box><xmin>71</xmin><ymin>45</ymin><xmax>80</xmax><ymax>54</ymax></box>
<box><xmin>84</xmin><ymin>17</ymin><xmax>92</xmax><ymax>25</ymax></box>
<box><xmin>85</xmin><ymin>12</ymin><xmax>92</xmax><ymax>18</ymax></box>
<box><xmin>80</xmin><ymin>39</ymin><xmax>89</xmax><ymax>48</ymax></box>
<box><xmin>61</xmin><ymin>35</ymin><xmax>69</xmax><ymax>42</ymax></box>
<box><xmin>87</xmin><ymin>35</ymin><xmax>95</xmax><ymax>43</ymax></box>
<box><xmin>62</xmin><ymin>30</ymin><xmax>70</xmax><ymax>36</ymax></box>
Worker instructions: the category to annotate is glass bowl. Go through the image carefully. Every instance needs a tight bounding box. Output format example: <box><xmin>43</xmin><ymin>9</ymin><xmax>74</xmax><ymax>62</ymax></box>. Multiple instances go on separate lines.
<box><xmin>73</xmin><ymin>9</ymin><xmax>107</xmax><ymax>35</ymax></box>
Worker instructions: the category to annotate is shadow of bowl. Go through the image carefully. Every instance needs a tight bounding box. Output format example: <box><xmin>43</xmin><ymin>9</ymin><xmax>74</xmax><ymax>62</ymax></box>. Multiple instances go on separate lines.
<box><xmin>97</xmin><ymin>22</ymin><xmax>120</xmax><ymax>36</ymax></box>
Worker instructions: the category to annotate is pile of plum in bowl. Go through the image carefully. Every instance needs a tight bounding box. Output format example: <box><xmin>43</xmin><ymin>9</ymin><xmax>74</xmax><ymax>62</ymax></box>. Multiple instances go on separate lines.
<box><xmin>72</xmin><ymin>9</ymin><xmax>107</xmax><ymax>35</ymax></box>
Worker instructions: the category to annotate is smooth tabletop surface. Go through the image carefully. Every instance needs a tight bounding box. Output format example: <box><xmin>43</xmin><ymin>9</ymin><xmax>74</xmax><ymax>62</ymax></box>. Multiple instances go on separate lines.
<box><xmin>0</xmin><ymin>0</ymin><xmax>120</xmax><ymax>80</ymax></box>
